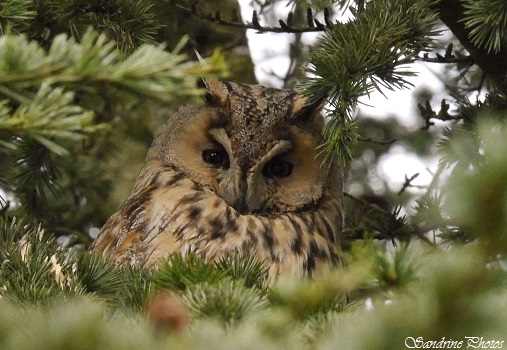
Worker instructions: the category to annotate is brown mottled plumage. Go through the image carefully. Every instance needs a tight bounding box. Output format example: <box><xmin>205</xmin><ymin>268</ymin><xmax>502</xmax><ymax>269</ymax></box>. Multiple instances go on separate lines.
<box><xmin>91</xmin><ymin>80</ymin><xmax>343</xmax><ymax>278</ymax></box>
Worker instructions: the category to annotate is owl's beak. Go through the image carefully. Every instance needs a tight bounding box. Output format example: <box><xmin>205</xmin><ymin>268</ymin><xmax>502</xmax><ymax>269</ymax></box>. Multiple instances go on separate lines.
<box><xmin>231</xmin><ymin>180</ymin><xmax>250</xmax><ymax>215</ymax></box>
<box><xmin>228</xmin><ymin>175</ymin><xmax>264</xmax><ymax>215</ymax></box>
<box><xmin>232</xmin><ymin>197</ymin><xmax>248</xmax><ymax>215</ymax></box>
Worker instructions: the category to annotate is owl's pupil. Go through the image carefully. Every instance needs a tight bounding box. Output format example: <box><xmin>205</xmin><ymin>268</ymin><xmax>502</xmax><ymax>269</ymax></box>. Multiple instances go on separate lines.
<box><xmin>264</xmin><ymin>159</ymin><xmax>293</xmax><ymax>178</ymax></box>
<box><xmin>202</xmin><ymin>149</ymin><xmax>230</xmax><ymax>168</ymax></box>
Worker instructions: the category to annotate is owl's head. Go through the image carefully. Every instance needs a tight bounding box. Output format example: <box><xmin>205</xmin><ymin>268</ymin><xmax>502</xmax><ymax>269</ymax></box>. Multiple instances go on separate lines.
<box><xmin>149</xmin><ymin>80</ymin><xmax>338</xmax><ymax>215</ymax></box>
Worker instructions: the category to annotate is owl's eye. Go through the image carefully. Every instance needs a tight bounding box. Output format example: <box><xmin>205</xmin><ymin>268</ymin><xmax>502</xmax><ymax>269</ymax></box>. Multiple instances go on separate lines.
<box><xmin>263</xmin><ymin>158</ymin><xmax>293</xmax><ymax>178</ymax></box>
<box><xmin>202</xmin><ymin>149</ymin><xmax>230</xmax><ymax>169</ymax></box>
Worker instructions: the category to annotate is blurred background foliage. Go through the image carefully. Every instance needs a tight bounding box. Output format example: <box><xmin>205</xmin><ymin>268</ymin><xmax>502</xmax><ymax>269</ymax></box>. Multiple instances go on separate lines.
<box><xmin>0</xmin><ymin>0</ymin><xmax>507</xmax><ymax>348</ymax></box>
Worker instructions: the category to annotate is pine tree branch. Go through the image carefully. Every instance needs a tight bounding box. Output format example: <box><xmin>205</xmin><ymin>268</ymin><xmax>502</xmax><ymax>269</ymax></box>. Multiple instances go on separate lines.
<box><xmin>0</xmin><ymin>28</ymin><xmax>228</xmax><ymax>224</ymax></box>
<box><xmin>419</xmin><ymin>43</ymin><xmax>473</xmax><ymax>64</ymax></box>
<box><xmin>0</xmin><ymin>29</ymin><xmax>228</xmax><ymax>104</ymax></box>
<box><xmin>23</xmin><ymin>0</ymin><xmax>160</xmax><ymax>53</ymax></box>
<box><xmin>0</xmin><ymin>0</ymin><xmax>36</xmax><ymax>35</ymax></box>
<box><xmin>160</xmin><ymin>0</ymin><xmax>333</xmax><ymax>34</ymax></box>
<box><xmin>434</xmin><ymin>0</ymin><xmax>507</xmax><ymax>93</ymax></box>
<box><xmin>0</xmin><ymin>29</ymin><xmax>227</xmax><ymax>154</ymax></box>
<box><xmin>461</xmin><ymin>0</ymin><xmax>507</xmax><ymax>54</ymax></box>
<box><xmin>0</xmin><ymin>83</ymin><xmax>100</xmax><ymax>155</ymax></box>
<box><xmin>299</xmin><ymin>0</ymin><xmax>440</xmax><ymax>163</ymax></box>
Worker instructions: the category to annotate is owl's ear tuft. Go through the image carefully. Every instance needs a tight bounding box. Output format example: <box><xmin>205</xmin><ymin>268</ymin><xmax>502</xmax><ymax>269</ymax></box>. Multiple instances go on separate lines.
<box><xmin>198</xmin><ymin>78</ymin><xmax>230</xmax><ymax>107</ymax></box>
<box><xmin>292</xmin><ymin>94</ymin><xmax>327</xmax><ymax>123</ymax></box>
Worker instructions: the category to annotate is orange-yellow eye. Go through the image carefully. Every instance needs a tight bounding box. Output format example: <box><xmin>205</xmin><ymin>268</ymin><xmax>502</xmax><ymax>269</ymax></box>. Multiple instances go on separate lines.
<box><xmin>202</xmin><ymin>149</ymin><xmax>230</xmax><ymax>169</ymax></box>
<box><xmin>263</xmin><ymin>158</ymin><xmax>293</xmax><ymax>178</ymax></box>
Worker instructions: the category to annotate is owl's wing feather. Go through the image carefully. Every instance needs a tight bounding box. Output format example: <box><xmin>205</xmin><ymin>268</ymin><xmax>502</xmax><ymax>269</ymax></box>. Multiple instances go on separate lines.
<box><xmin>91</xmin><ymin>161</ymin><xmax>246</xmax><ymax>266</ymax></box>
<box><xmin>91</xmin><ymin>173</ymin><xmax>159</xmax><ymax>264</ymax></box>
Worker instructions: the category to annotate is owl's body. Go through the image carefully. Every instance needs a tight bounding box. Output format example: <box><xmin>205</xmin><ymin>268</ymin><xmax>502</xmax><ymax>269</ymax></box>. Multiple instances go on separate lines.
<box><xmin>91</xmin><ymin>80</ymin><xmax>343</xmax><ymax>278</ymax></box>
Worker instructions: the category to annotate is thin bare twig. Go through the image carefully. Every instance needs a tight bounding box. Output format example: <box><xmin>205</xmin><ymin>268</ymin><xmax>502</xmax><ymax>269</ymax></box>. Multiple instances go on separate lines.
<box><xmin>420</xmin><ymin>55</ymin><xmax>473</xmax><ymax>64</ymax></box>
<box><xmin>0</xmin><ymin>198</ymin><xmax>10</xmax><ymax>214</ymax></box>
<box><xmin>357</xmin><ymin>137</ymin><xmax>396</xmax><ymax>145</ymax></box>
<box><xmin>398</xmin><ymin>173</ymin><xmax>420</xmax><ymax>195</ymax></box>
<box><xmin>159</xmin><ymin>0</ymin><xmax>334</xmax><ymax>33</ymax></box>
<box><xmin>419</xmin><ymin>43</ymin><xmax>474</xmax><ymax>65</ymax></box>
<box><xmin>344</xmin><ymin>192</ymin><xmax>389</xmax><ymax>214</ymax></box>
<box><xmin>418</xmin><ymin>99</ymin><xmax>462</xmax><ymax>130</ymax></box>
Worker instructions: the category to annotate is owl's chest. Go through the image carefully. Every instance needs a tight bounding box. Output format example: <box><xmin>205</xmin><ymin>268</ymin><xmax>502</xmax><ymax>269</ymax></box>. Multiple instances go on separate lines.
<box><xmin>138</xmin><ymin>180</ymin><xmax>337</xmax><ymax>277</ymax></box>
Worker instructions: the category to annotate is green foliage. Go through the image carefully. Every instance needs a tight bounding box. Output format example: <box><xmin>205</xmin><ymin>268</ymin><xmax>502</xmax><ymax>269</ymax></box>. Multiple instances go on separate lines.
<box><xmin>299</xmin><ymin>0</ymin><xmax>439</xmax><ymax>163</ymax></box>
<box><xmin>0</xmin><ymin>298</ymin><xmax>167</xmax><ymax>350</ymax></box>
<box><xmin>0</xmin><ymin>29</ymin><xmax>225</xmax><ymax>104</ymax></box>
<box><xmin>215</xmin><ymin>254</ymin><xmax>269</xmax><ymax>290</ymax></box>
<box><xmin>374</xmin><ymin>242</ymin><xmax>419</xmax><ymax>289</ymax></box>
<box><xmin>462</xmin><ymin>0</ymin><xmax>507</xmax><ymax>54</ymax></box>
<box><xmin>270</xmin><ymin>277</ymin><xmax>345</xmax><ymax>320</ymax></box>
<box><xmin>0</xmin><ymin>25</ymin><xmax>227</xmax><ymax>232</ymax></box>
<box><xmin>76</xmin><ymin>254</ymin><xmax>155</xmax><ymax>310</ymax></box>
<box><xmin>153</xmin><ymin>253</ymin><xmax>270</xmax><ymax>292</ymax></box>
<box><xmin>0</xmin><ymin>83</ymin><xmax>100</xmax><ymax>155</ymax></box>
<box><xmin>0</xmin><ymin>217</ymin><xmax>77</xmax><ymax>304</ymax></box>
<box><xmin>11</xmin><ymin>139</ymin><xmax>61</xmax><ymax>217</ymax></box>
<box><xmin>117</xmin><ymin>265</ymin><xmax>155</xmax><ymax>311</ymax></box>
<box><xmin>1</xmin><ymin>0</ymin><xmax>507</xmax><ymax>348</ymax></box>
<box><xmin>46</xmin><ymin>0</ymin><xmax>160</xmax><ymax>53</ymax></box>
<box><xmin>153</xmin><ymin>253</ymin><xmax>226</xmax><ymax>291</ymax></box>
<box><xmin>1</xmin><ymin>0</ymin><xmax>160</xmax><ymax>53</ymax></box>
<box><xmin>445</xmin><ymin>118</ymin><xmax>507</xmax><ymax>256</ymax></box>
<box><xmin>316</xmin><ymin>249</ymin><xmax>507</xmax><ymax>350</ymax></box>
<box><xmin>76</xmin><ymin>253</ymin><xmax>125</xmax><ymax>300</ymax></box>
<box><xmin>1</xmin><ymin>232</ymin><xmax>506</xmax><ymax>348</ymax></box>
<box><xmin>184</xmin><ymin>278</ymin><xmax>268</xmax><ymax>327</ymax></box>
<box><xmin>0</xmin><ymin>0</ymin><xmax>36</xmax><ymax>35</ymax></box>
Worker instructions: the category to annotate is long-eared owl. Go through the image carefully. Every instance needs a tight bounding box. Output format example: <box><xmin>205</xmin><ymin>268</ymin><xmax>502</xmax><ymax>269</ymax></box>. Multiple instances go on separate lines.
<box><xmin>91</xmin><ymin>79</ymin><xmax>343</xmax><ymax>278</ymax></box>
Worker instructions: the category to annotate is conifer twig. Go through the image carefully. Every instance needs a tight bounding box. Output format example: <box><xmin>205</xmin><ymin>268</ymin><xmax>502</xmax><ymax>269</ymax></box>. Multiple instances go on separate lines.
<box><xmin>161</xmin><ymin>0</ymin><xmax>334</xmax><ymax>33</ymax></box>
<box><xmin>398</xmin><ymin>173</ymin><xmax>420</xmax><ymax>195</ymax></box>
<box><xmin>357</xmin><ymin>137</ymin><xmax>396</xmax><ymax>145</ymax></box>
